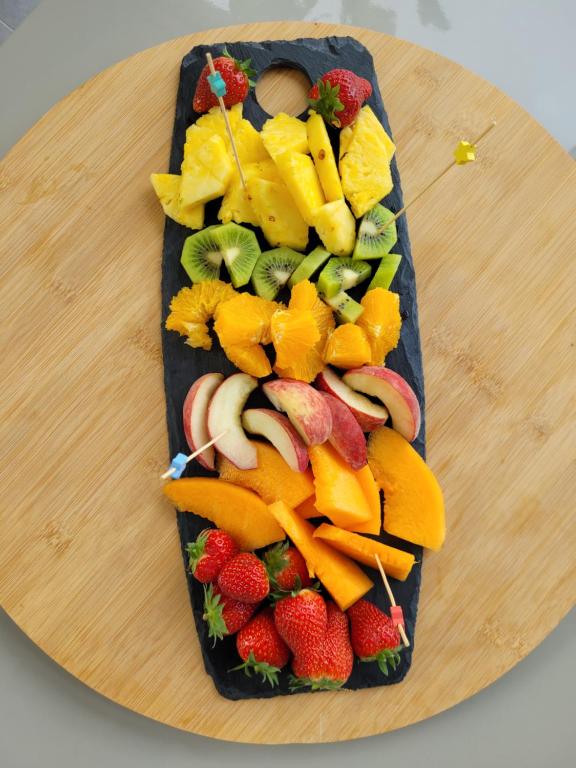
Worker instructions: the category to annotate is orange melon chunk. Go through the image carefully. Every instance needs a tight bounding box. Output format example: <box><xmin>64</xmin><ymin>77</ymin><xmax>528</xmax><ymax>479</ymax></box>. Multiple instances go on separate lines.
<box><xmin>218</xmin><ymin>441</ymin><xmax>314</xmax><ymax>509</ymax></box>
<box><xmin>347</xmin><ymin>464</ymin><xmax>381</xmax><ymax>535</ymax></box>
<box><xmin>309</xmin><ymin>443</ymin><xmax>372</xmax><ymax>528</ymax></box>
<box><xmin>313</xmin><ymin>523</ymin><xmax>415</xmax><ymax>581</ymax></box>
<box><xmin>268</xmin><ymin>501</ymin><xmax>373</xmax><ymax>610</ymax></box>
<box><xmin>368</xmin><ymin>427</ymin><xmax>445</xmax><ymax>550</ymax></box>
<box><xmin>295</xmin><ymin>495</ymin><xmax>320</xmax><ymax>519</ymax></box>
<box><xmin>163</xmin><ymin>478</ymin><xmax>285</xmax><ymax>551</ymax></box>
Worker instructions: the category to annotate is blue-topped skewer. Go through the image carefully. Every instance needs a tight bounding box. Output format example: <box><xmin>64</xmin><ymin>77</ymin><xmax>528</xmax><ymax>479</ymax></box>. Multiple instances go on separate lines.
<box><xmin>161</xmin><ymin>430</ymin><xmax>228</xmax><ymax>480</ymax></box>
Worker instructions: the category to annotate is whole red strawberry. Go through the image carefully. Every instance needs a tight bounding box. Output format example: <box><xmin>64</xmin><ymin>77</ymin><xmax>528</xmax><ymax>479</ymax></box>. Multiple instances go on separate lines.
<box><xmin>218</xmin><ymin>552</ymin><xmax>269</xmax><ymax>604</ymax></box>
<box><xmin>264</xmin><ymin>542</ymin><xmax>312</xmax><ymax>593</ymax></box>
<box><xmin>202</xmin><ymin>583</ymin><xmax>257</xmax><ymax>642</ymax></box>
<box><xmin>193</xmin><ymin>48</ymin><xmax>256</xmax><ymax>112</ymax></box>
<box><xmin>233</xmin><ymin>607</ymin><xmax>291</xmax><ymax>687</ymax></box>
<box><xmin>347</xmin><ymin>599</ymin><xmax>402</xmax><ymax>675</ymax></box>
<box><xmin>274</xmin><ymin>588</ymin><xmax>327</xmax><ymax>656</ymax></box>
<box><xmin>308</xmin><ymin>69</ymin><xmax>372</xmax><ymax>128</ymax></box>
<box><xmin>291</xmin><ymin>601</ymin><xmax>354</xmax><ymax>690</ymax></box>
<box><xmin>185</xmin><ymin>528</ymin><xmax>238</xmax><ymax>583</ymax></box>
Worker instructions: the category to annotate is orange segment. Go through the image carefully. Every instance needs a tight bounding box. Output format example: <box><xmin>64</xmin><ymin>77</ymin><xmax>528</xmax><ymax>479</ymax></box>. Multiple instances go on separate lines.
<box><xmin>222</xmin><ymin>343</ymin><xmax>272</xmax><ymax>378</ymax></box>
<box><xmin>214</xmin><ymin>293</ymin><xmax>279</xmax><ymax>347</ymax></box>
<box><xmin>289</xmin><ymin>280</ymin><xmax>335</xmax><ymax>342</ymax></box>
<box><xmin>313</xmin><ymin>523</ymin><xmax>415</xmax><ymax>581</ymax></box>
<box><xmin>308</xmin><ymin>443</ymin><xmax>372</xmax><ymax>528</ymax></box>
<box><xmin>323</xmin><ymin>324</ymin><xmax>372</xmax><ymax>368</ymax></box>
<box><xmin>348</xmin><ymin>465</ymin><xmax>381</xmax><ymax>535</ymax></box>
<box><xmin>357</xmin><ymin>288</ymin><xmax>402</xmax><ymax>365</ymax></box>
<box><xmin>165</xmin><ymin>280</ymin><xmax>237</xmax><ymax>350</ymax></box>
<box><xmin>218</xmin><ymin>441</ymin><xmax>314</xmax><ymax>508</ymax></box>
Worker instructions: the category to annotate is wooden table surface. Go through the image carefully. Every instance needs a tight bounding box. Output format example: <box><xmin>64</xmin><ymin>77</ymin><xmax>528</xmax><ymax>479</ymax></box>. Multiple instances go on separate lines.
<box><xmin>0</xmin><ymin>21</ymin><xmax>574</xmax><ymax>744</ymax></box>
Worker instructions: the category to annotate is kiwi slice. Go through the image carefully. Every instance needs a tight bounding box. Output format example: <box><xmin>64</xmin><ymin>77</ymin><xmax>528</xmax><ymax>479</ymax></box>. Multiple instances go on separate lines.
<box><xmin>367</xmin><ymin>253</ymin><xmax>402</xmax><ymax>291</ymax></box>
<box><xmin>322</xmin><ymin>290</ymin><xmax>364</xmax><ymax>323</ymax></box>
<box><xmin>317</xmin><ymin>257</ymin><xmax>371</xmax><ymax>299</ymax></box>
<box><xmin>288</xmin><ymin>247</ymin><xmax>331</xmax><ymax>287</ymax></box>
<box><xmin>180</xmin><ymin>227</ymin><xmax>224</xmax><ymax>282</ymax></box>
<box><xmin>251</xmin><ymin>247</ymin><xmax>305</xmax><ymax>300</ymax></box>
<box><xmin>353</xmin><ymin>204</ymin><xmax>397</xmax><ymax>260</ymax></box>
<box><xmin>213</xmin><ymin>222</ymin><xmax>261</xmax><ymax>288</ymax></box>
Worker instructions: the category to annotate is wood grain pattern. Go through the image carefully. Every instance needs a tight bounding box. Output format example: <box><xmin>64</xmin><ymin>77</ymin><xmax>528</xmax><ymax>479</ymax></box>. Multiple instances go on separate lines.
<box><xmin>0</xmin><ymin>21</ymin><xmax>574</xmax><ymax>744</ymax></box>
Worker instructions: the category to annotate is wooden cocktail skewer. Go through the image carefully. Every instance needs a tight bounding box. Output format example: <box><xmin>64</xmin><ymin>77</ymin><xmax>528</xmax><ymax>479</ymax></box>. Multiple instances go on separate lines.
<box><xmin>374</xmin><ymin>553</ymin><xmax>410</xmax><ymax>648</ymax></box>
<box><xmin>381</xmin><ymin>120</ymin><xmax>497</xmax><ymax>231</ymax></box>
<box><xmin>205</xmin><ymin>52</ymin><xmax>246</xmax><ymax>188</ymax></box>
<box><xmin>161</xmin><ymin>431</ymin><xmax>227</xmax><ymax>480</ymax></box>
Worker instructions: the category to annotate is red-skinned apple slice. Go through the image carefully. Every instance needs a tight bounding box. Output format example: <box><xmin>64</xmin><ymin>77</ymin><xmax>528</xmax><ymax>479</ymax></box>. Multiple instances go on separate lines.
<box><xmin>183</xmin><ymin>372</ymin><xmax>224</xmax><ymax>470</ymax></box>
<box><xmin>262</xmin><ymin>379</ymin><xmax>332</xmax><ymax>446</ymax></box>
<box><xmin>319</xmin><ymin>392</ymin><xmax>367</xmax><ymax>470</ymax></box>
<box><xmin>207</xmin><ymin>373</ymin><xmax>258</xmax><ymax>469</ymax></box>
<box><xmin>315</xmin><ymin>367</ymin><xmax>388</xmax><ymax>432</ymax></box>
<box><xmin>242</xmin><ymin>408</ymin><xmax>310</xmax><ymax>472</ymax></box>
<box><xmin>343</xmin><ymin>366</ymin><xmax>421</xmax><ymax>442</ymax></box>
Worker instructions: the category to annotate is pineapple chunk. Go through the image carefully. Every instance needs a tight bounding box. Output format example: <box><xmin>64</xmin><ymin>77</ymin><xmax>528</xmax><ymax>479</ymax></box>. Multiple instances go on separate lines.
<box><xmin>261</xmin><ymin>113</ymin><xmax>308</xmax><ymax>159</ymax></box>
<box><xmin>235</xmin><ymin>119</ymin><xmax>270</xmax><ymax>164</ymax></box>
<box><xmin>313</xmin><ymin>199</ymin><xmax>356</xmax><ymax>257</ymax></box>
<box><xmin>307</xmin><ymin>112</ymin><xmax>343</xmax><ymax>202</ymax></box>
<box><xmin>339</xmin><ymin>106</ymin><xmax>395</xmax><ymax>218</ymax></box>
<box><xmin>180</xmin><ymin>134</ymin><xmax>233</xmax><ymax>209</ymax></box>
<box><xmin>247</xmin><ymin>177</ymin><xmax>308</xmax><ymax>251</ymax></box>
<box><xmin>360</xmin><ymin>106</ymin><xmax>396</xmax><ymax>160</ymax></box>
<box><xmin>194</xmin><ymin>104</ymin><xmax>243</xmax><ymax>147</ymax></box>
<box><xmin>218</xmin><ymin>160</ymin><xmax>282</xmax><ymax>226</ymax></box>
<box><xmin>339</xmin><ymin>125</ymin><xmax>353</xmax><ymax>160</ymax></box>
<box><xmin>274</xmin><ymin>151</ymin><xmax>325</xmax><ymax>225</ymax></box>
<box><xmin>150</xmin><ymin>173</ymin><xmax>204</xmax><ymax>230</ymax></box>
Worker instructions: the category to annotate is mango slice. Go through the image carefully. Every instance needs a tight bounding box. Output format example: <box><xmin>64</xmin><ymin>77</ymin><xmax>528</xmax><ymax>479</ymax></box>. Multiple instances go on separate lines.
<box><xmin>309</xmin><ymin>443</ymin><xmax>372</xmax><ymax>528</ymax></box>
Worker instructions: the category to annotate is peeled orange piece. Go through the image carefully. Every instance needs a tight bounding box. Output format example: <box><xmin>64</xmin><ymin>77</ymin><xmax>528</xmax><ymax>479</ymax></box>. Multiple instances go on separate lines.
<box><xmin>223</xmin><ymin>343</ymin><xmax>272</xmax><ymax>378</ymax></box>
<box><xmin>357</xmin><ymin>288</ymin><xmax>402</xmax><ymax>366</ymax></box>
<box><xmin>214</xmin><ymin>293</ymin><xmax>279</xmax><ymax>347</ymax></box>
<box><xmin>271</xmin><ymin>308</ymin><xmax>320</xmax><ymax>370</ymax></box>
<box><xmin>289</xmin><ymin>280</ymin><xmax>335</xmax><ymax>341</ymax></box>
<box><xmin>165</xmin><ymin>280</ymin><xmax>237</xmax><ymax>350</ymax></box>
<box><xmin>324</xmin><ymin>324</ymin><xmax>372</xmax><ymax>369</ymax></box>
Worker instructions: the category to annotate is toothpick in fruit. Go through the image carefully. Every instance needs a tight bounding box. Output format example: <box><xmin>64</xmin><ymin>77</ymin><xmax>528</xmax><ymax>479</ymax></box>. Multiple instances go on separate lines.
<box><xmin>161</xmin><ymin>431</ymin><xmax>227</xmax><ymax>480</ymax></box>
<box><xmin>374</xmin><ymin>553</ymin><xmax>410</xmax><ymax>648</ymax></box>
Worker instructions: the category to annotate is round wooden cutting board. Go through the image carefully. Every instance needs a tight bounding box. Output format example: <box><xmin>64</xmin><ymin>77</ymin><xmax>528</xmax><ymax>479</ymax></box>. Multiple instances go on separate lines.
<box><xmin>0</xmin><ymin>21</ymin><xmax>574</xmax><ymax>744</ymax></box>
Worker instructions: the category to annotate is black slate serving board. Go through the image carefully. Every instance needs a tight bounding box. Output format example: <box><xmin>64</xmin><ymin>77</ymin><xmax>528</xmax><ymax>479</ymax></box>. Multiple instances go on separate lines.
<box><xmin>161</xmin><ymin>36</ymin><xmax>425</xmax><ymax>700</ymax></box>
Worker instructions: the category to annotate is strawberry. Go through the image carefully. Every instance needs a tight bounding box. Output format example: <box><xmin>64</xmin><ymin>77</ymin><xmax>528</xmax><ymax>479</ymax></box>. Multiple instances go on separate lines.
<box><xmin>202</xmin><ymin>583</ymin><xmax>257</xmax><ymax>642</ymax></box>
<box><xmin>308</xmin><ymin>69</ymin><xmax>372</xmax><ymax>128</ymax></box>
<box><xmin>233</xmin><ymin>608</ymin><xmax>291</xmax><ymax>687</ymax></box>
<box><xmin>347</xmin><ymin>599</ymin><xmax>402</xmax><ymax>675</ymax></box>
<box><xmin>274</xmin><ymin>588</ymin><xmax>327</xmax><ymax>656</ymax></box>
<box><xmin>217</xmin><ymin>552</ymin><xmax>270</xmax><ymax>604</ymax></box>
<box><xmin>264</xmin><ymin>541</ymin><xmax>312</xmax><ymax>593</ymax></box>
<box><xmin>290</xmin><ymin>601</ymin><xmax>354</xmax><ymax>690</ymax></box>
<box><xmin>185</xmin><ymin>528</ymin><xmax>238</xmax><ymax>583</ymax></box>
<box><xmin>193</xmin><ymin>48</ymin><xmax>256</xmax><ymax>112</ymax></box>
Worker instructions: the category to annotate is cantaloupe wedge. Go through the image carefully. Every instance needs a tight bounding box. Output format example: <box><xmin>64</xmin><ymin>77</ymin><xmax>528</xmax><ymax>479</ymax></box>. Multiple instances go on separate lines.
<box><xmin>218</xmin><ymin>442</ymin><xmax>314</xmax><ymax>509</ymax></box>
<box><xmin>313</xmin><ymin>523</ymin><xmax>415</xmax><ymax>581</ymax></box>
<box><xmin>268</xmin><ymin>501</ymin><xmax>373</xmax><ymax>611</ymax></box>
<box><xmin>295</xmin><ymin>495</ymin><xmax>320</xmax><ymax>519</ymax></box>
<box><xmin>164</xmin><ymin>478</ymin><xmax>285</xmax><ymax>551</ymax></box>
<box><xmin>308</xmin><ymin>443</ymin><xmax>372</xmax><ymax>528</ymax></box>
<box><xmin>347</xmin><ymin>465</ymin><xmax>381</xmax><ymax>535</ymax></box>
<box><xmin>368</xmin><ymin>427</ymin><xmax>445</xmax><ymax>550</ymax></box>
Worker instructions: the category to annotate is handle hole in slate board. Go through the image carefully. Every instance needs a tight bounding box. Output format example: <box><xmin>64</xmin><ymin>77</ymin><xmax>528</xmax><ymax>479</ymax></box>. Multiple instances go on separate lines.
<box><xmin>255</xmin><ymin>65</ymin><xmax>312</xmax><ymax>118</ymax></box>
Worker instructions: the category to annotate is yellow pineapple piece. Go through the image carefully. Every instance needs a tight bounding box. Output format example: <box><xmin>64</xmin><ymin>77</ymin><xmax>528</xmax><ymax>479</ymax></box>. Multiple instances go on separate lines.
<box><xmin>180</xmin><ymin>133</ymin><xmax>233</xmax><ymax>208</ymax></box>
<box><xmin>339</xmin><ymin>125</ymin><xmax>353</xmax><ymax>160</ymax></box>
<box><xmin>274</xmin><ymin>152</ymin><xmax>325</xmax><ymax>225</ymax></box>
<box><xmin>307</xmin><ymin>112</ymin><xmax>343</xmax><ymax>202</ymax></box>
<box><xmin>218</xmin><ymin>160</ymin><xmax>281</xmax><ymax>226</ymax></box>
<box><xmin>261</xmin><ymin>113</ymin><xmax>308</xmax><ymax>159</ymax></box>
<box><xmin>246</xmin><ymin>177</ymin><xmax>308</xmax><ymax>251</ymax></box>
<box><xmin>339</xmin><ymin>106</ymin><xmax>395</xmax><ymax>218</ymax></box>
<box><xmin>235</xmin><ymin>119</ymin><xmax>270</xmax><ymax>163</ymax></box>
<box><xmin>194</xmin><ymin>104</ymin><xmax>243</xmax><ymax>146</ymax></box>
<box><xmin>150</xmin><ymin>173</ymin><xmax>204</xmax><ymax>230</ymax></box>
<box><xmin>312</xmin><ymin>199</ymin><xmax>356</xmax><ymax>256</ymax></box>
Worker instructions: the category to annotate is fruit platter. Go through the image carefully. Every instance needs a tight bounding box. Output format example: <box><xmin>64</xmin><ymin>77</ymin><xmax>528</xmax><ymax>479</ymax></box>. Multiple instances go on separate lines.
<box><xmin>152</xmin><ymin>36</ymin><xmax>445</xmax><ymax>699</ymax></box>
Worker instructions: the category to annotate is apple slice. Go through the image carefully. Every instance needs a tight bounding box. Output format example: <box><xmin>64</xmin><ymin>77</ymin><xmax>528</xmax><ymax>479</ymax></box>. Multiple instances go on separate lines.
<box><xmin>262</xmin><ymin>379</ymin><xmax>332</xmax><ymax>446</ymax></box>
<box><xmin>319</xmin><ymin>392</ymin><xmax>367</xmax><ymax>470</ymax></box>
<box><xmin>182</xmin><ymin>372</ymin><xmax>224</xmax><ymax>470</ymax></box>
<box><xmin>315</xmin><ymin>367</ymin><xmax>388</xmax><ymax>432</ymax></box>
<box><xmin>343</xmin><ymin>367</ymin><xmax>421</xmax><ymax>442</ymax></box>
<box><xmin>207</xmin><ymin>373</ymin><xmax>258</xmax><ymax>469</ymax></box>
<box><xmin>242</xmin><ymin>408</ymin><xmax>310</xmax><ymax>472</ymax></box>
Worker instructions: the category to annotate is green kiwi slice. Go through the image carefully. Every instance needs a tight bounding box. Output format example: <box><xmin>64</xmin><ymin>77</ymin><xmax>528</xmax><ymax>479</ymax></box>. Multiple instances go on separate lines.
<box><xmin>251</xmin><ymin>247</ymin><xmax>305</xmax><ymax>300</ymax></box>
<box><xmin>317</xmin><ymin>257</ymin><xmax>372</xmax><ymax>298</ymax></box>
<box><xmin>367</xmin><ymin>253</ymin><xmax>402</xmax><ymax>291</ymax></box>
<box><xmin>353</xmin><ymin>204</ymin><xmax>398</xmax><ymax>260</ymax></box>
<box><xmin>213</xmin><ymin>222</ymin><xmax>261</xmax><ymax>288</ymax></box>
<box><xmin>322</xmin><ymin>290</ymin><xmax>364</xmax><ymax>323</ymax></box>
<box><xmin>288</xmin><ymin>247</ymin><xmax>331</xmax><ymax>287</ymax></box>
<box><xmin>180</xmin><ymin>227</ymin><xmax>224</xmax><ymax>282</ymax></box>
